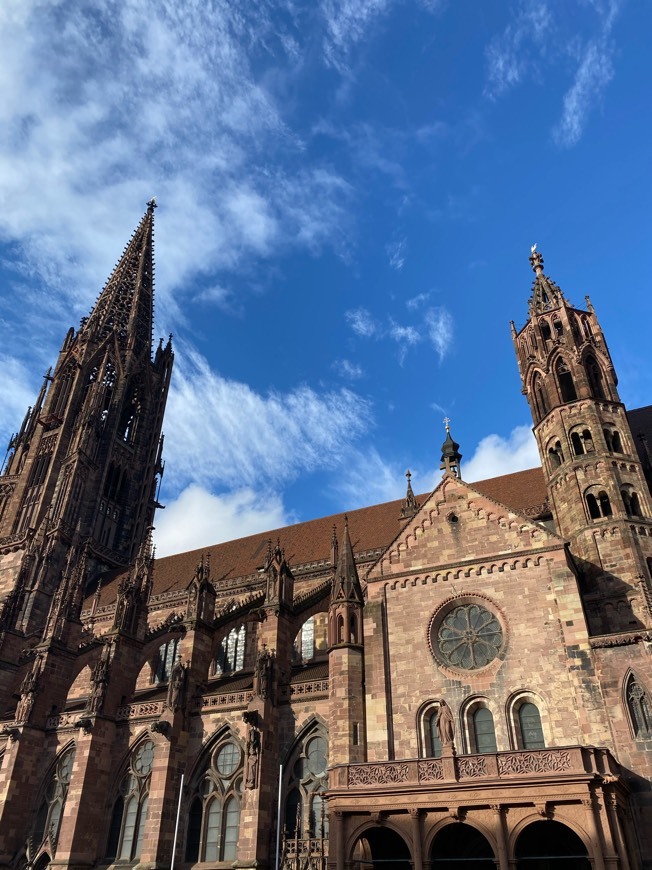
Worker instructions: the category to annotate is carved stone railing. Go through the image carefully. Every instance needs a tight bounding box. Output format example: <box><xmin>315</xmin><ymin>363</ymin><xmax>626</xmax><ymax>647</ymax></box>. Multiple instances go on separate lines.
<box><xmin>116</xmin><ymin>701</ymin><xmax>165</xmax><ymax>721</ymax></box>
<box><xmin>193</xmin><ymin>690</ymin><xmax>254</xmax><ymax>712</ymax></box>
<box><xmin>46</xmin><ymin>712</ymin><xmax>82</xmax><ymax>730</ymax></box>
<box><xmin>334</xmin><ymin>746</ymin><xmax>617</xmax><ymax>790</ymax></box>
<box><xmin>279</xmin><ymin>679</ymin><xmax>329</xmax><ymax>702</ymax></box>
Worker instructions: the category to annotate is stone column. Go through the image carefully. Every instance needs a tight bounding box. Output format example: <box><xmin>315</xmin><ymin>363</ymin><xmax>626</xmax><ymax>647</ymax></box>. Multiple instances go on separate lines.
<box><xmin>490</xmin><ymin>806</ymin><xmax>509</xmax><ymax>870</ymax></box>
<box><xmin>604</xmin><ymin>792</ymin><xmax>631</xmax><ymax>870</ymax></box>
<box><xmin>334</xmin><ymin>811</ymin><xmax>345</xmax><ymax>870</ymax></box>
<box><xmin>582</xmin><ymin>797</ymin><xmax>606</xmax><ymax>870</ymax></box>
<box><xmin>409</xmin><ymin>809</ymin><xmax>423</xmax><ymax>870</ymax></box>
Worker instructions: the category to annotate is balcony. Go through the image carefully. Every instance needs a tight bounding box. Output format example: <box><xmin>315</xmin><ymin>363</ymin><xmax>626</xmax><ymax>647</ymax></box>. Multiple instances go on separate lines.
<box><xmin>330</xmin><ymin>745</ymin><xmax>619</xmax><ymax>794</ymax></box>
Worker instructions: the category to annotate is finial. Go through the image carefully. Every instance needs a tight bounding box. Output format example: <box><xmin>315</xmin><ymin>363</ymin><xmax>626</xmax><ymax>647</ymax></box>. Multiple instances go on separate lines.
<box><xmin>406</xmin><ymin>469</ymin><xmax>412</xmax><ymax>484</ymax></box>
<box><xmin>529</xmin><ymin>243</ymin><xmax>544</xmax><ymax>276</ymax></box>
<box><xmin>147</xmin><ymin>197</ymin><xmax>157</xmax><ymax>213</ymax></box>
<box><xmin>443</xmin><ymin>416</ymin><xmax>451</xmax><ymax>433</ymax></box>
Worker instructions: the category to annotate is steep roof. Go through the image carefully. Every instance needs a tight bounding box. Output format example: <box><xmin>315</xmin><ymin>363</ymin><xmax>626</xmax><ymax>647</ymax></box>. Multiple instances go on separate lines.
<box><xmin>88</xmin><ymin>466</ymin><xmax>549</xmax><ymax>608</ymax></box>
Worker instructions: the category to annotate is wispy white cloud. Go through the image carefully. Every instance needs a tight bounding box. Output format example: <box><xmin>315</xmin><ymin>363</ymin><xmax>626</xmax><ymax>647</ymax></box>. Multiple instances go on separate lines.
<box><xmin>329</xmin><ymin>446</ymin><xmax>409</xmax><ymax>509</ymax></box>
<box><xmin>484</xmin><ymin>1</ymin><xmax>552</xmax><ymax>100</ymax></box>
<box><xmin>163</xmin><ymin>343</ymin><xmax>373</xmax><ymax>493</ymax></box>
<box><xmin>406</xmin><ymin>291</ymin><xmax>430</xmax><ymax>310</ymax></box>
<box><xmin>321</xmin><ymin>0</ymin><xmax>395</xmax><ymax>74</ymax></box>
<box><xmin>346</xmin><ymin>307</ymin><xmax>379</xmax><ymax>337</ymax></box>
<box><xmin>388</xmin><ymin>320</ymin><xmax>422</xmax><ymax>364</ymax></box>
<box><xmin>332</xmin><ymin>358</ymin><xmax>365</xmax><ymax>380</ymax></box>
<box><xmin>0</xmin><ymin>0</ymin><xmax>352</xmax><ymax>335</ymax></box>
<box><xmin>425</xmin><ymin>307</ymin><xmax>454</xmax><ymax>360</ymax></box>
<box><xmin>387</xmin><ymin>237</ymin><xmax>407</xmax><ymax>271</ymax></box>
<box><xmin>553</xmin><ymin>0</ymin><xmax>623</xmax><ymax>148</ymax></box>
<box><xmin>0</xmin><ymin>355</ymin><xmax>39</xmax><ymax>451</ymax></box>
<box><xmin>345</xmin><ymin>303</ymin><xmax>454</xmax><ymax>363</ymax></box>
<box><xmin>154</xmin><ymin>483</ymin><xmax>292</xmax><ymax>557</ymax></box>
<box><xmin>462</xmin><ymin>425</ymin><xmax>540</xmax><ymax>483</ymax></box>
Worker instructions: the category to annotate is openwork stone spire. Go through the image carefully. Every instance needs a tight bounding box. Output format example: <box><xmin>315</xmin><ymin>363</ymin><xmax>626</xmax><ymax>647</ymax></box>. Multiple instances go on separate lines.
<box><xmin>83</xmin><ymin>199</ymin><xmax>156</xmax><ymax>360</ymax></box>
<box><xmin>528</xmin><ymin>244</ymin><xmax>566</xmax><ymax>316</ymax></box>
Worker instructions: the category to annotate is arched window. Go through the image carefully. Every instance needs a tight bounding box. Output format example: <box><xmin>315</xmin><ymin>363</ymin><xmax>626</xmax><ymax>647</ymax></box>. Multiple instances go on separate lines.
<box><xmin>571</xmin><ymin>432</ymin><xmax>584</xmax><ymax>456</ymax></box>
<box><xmin>472</xmin><ymin>707</ymin><xmax>497</xmax><ymax>754</ymax></box>
<box><xmin>106</xmin><ymin>740</ymin><xmax>154</xmax><ymax>861</ymax></box>
<box><xmin>31</xmin><ymin>746</ymin><xmax>76</xmax><ymax>856</ymax></box>
<box><xmin>517</xmin><ymin>702</ymin><xmax>545</xmax><ymax>749</ymax></box>
<box><xmin>585</xmin><ymin>489</ymin><xmax>612</xmax><ymax>520</ymax></box>
<box><xmin>552</xmin><ymin>317</ymin><xmax>563</xmax><ymax>338</ymax></box>
<box><xmin>548</xmin><ymin>440</ymin><xmax>563</xmax><ymax>468</ymax></box>
<box><xmin>214</xmin><ymin>625</ymin><xmax>246</xmax><ymax>675</ymax></box>
<box><xmin>119</xmin><ymin>387</ymin><xmax>142</xmax><ymax>444</ymax></box>
<box><xmin>540</xmin><ymin>320</ymin><xmax>552</xmax><ymax>343</ymax></box>
<box><xmin>154</xmin><ymin>638</ymin><xmax>180</xmax><ymax>683</ymax></box>
<box><xmin>418</xmin><ymin>702</ymin><xmax>443</xmax><ymax>759</ymax></box>
<box><xmin>184</xmin><ymin>735</ymin><xmax>243</xmax><ymax>862</ymax></box>
<box><xmin>556</xmin><ymin>359</ymin><xmax>577</xmax><ymax>403</ymax></box>
<box><xmin>622</xmin><ymin>487</ymin><xmax>642</xmax><ymax>517</ymax></box>
<box><xmin>282</xmin><ymin>727</ymin><xmax>329</xmax><ymax>841</ymax></box>
<box><xmin>586</xmin><ymin>355</ymin><xmax>606</xmax><ymax>399</ymax></box>
<box><xmin>293</xmin><ymin>613</ymin><xmax>328</xmax><ymax>664</ymax></box>
<box><xmin>599</xmin><ymin>491</ymin><xmax>612</xmax><ymax>517</ymax></box>
<box><xmin>586</xmin><ymin>493</ymin><xmax>600</xmax><ymax>520</ymax></box>
<box><xmin>627</xmin><ymin>674</ymin><xmax>652</xmax><ymax>738</ymax></box>
<box><xmin>532</xmin><ymin>374</ymin><xmax>549</xmax><ymax>421</ymax></box>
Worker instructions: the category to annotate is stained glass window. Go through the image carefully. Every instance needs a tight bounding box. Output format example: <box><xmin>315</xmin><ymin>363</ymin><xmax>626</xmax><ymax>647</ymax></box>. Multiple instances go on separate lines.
<box><xmin>437</xmin><ymin>604</ymin><xmax>503</xmax><ymax>670</ymax></box>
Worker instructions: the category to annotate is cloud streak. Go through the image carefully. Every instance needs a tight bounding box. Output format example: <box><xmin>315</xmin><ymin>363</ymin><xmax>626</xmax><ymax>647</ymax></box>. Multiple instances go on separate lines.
<box><xmin>163</xmin><ymin>343</ymin><xmax>373</xmax><ymax>493</ymax></box>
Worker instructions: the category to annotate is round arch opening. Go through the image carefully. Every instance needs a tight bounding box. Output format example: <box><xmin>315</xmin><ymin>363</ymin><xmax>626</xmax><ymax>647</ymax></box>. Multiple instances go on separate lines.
<box><xmin>431</xmin><ymin>822</ymin><xmax>494</xmax><ymax>869</ymax></box>
<box><xmin>515</xmin><ymin>820</ymin><xmax>590</xmax><ymax>869</ymax></box>
<box><xmin>351</xmin><ymin>826</ymin><xmax>411</xmax><ymax>870</ymax></box>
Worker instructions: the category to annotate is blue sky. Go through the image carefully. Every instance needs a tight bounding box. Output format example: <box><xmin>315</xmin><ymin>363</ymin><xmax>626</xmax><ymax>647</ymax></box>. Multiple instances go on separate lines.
<box><xmin>1</xmin><ymin>0</ymin><xmax>650</xmax><ymax>556</ymax></box>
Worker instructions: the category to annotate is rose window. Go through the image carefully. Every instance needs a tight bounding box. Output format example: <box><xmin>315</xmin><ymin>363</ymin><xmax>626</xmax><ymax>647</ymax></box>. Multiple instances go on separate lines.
<box><xmin>437</xmin><ymin>604</ymin><xmax>503</xmax><ymax>670</ymax></box>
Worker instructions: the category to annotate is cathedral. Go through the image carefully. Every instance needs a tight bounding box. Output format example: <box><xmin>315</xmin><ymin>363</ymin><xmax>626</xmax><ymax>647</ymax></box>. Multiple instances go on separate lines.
<box><xmin>1</xmin><ymin>202</ymin><xmax>652</xmax><ymax>870</ymax></box>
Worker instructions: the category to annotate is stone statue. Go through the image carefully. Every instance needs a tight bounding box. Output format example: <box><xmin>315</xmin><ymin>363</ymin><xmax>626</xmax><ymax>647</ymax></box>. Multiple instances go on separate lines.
<box><xmin>166</xmin><ymin>659</ymin><xmax>186</xmax><ymax>712</ymax></box>
<box><xmin>245</xmin><ymin>726</ymin><xmax>261</xmax><ymax>789</ymax></box>
<box><xmin>436</xmin><ymin>698</ymin><xmax>455</xmax><ymax>746</ymax></box>
<box><xmin>254</xmin><ymin>646</ymin><xmax>273</xmax><ymax>700</ymax></box>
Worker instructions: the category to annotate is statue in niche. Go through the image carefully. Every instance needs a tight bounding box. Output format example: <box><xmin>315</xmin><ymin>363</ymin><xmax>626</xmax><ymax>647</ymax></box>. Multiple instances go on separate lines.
<box><xmin>436</xmin><ymin>698</ymin><xmax>455</xmax><ymax>747</ymax></box>
<box><xmin>254</xmin><ymin>646</ymin><xmax>273</xmax><ymax>700</ymax></box>
<box><xmin>166</xmin><ymin>659</ymin><xmax>186</xmax><ymax>712</ymax></box>
<box><xmin>245</xmin><ymin>725</ymin><xmax>261</xmax><ymax>789</ymax></box>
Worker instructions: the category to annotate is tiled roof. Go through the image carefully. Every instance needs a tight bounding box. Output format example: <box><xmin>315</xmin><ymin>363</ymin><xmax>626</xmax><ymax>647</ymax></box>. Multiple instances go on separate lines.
<box><xmin>89</xmin><ymin>466</ymin><xmax>548</xmax><ymax>608</ymax></box>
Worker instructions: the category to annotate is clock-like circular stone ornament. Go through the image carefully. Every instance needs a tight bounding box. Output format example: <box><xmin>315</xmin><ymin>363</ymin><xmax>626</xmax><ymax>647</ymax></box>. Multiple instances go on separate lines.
<box><xmin>437</xmin><ymin>603</ymin><xmax>503</xmax><ymax>670</ymax></box>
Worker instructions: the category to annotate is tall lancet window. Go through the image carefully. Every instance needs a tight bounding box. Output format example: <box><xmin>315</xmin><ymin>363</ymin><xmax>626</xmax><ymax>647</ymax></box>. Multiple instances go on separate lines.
<box><xmin>556</xmin><ymin>358</ymin><xmax>577</xmax><ymax>403</ymax></box>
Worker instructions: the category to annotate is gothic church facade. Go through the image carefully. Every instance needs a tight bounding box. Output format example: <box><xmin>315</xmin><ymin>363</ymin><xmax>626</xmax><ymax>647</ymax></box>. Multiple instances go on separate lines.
<box><xmin>1</xmin><ymin>206</ymin><xmax>652</xmax><ymax>870</ymax></box>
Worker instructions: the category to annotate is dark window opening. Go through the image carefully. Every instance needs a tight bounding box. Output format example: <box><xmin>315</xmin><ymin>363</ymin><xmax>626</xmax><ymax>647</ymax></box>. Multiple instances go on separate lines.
<box><xmin>556</xmin><ymin>359</ymin><xmax>577</xmax><ymax>403</ymax></box>
<box><xmin>587</xmin><ymin>355</ymin><xmax>606</xmax><ymax>400</ymax></box>
<box><xmin>571</xmin><ymin>432</ymin><xmax>584</xmax><ymax>456</ymax></box>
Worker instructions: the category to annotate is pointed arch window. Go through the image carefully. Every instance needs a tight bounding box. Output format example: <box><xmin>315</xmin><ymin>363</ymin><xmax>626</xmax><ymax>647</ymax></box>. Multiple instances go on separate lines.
<box><xmin>106</xmin><ymin>739</ymin><xmax>154</xmax><ymax>861</ymax></box>
<box><xmin>31</xmin><ymin>746</ymin><xmax>76</xmax><ymax>857</ymax></box>
<box><xmin>184</xmin><ymin>736</ymin><xmax>243</xmax><ymax>863</ymax></box>
<box><xmin>626</xmin><ymin>674</ymin><xmax>652</xmax><ymax>738</ymax></box>
<box><xmin>540</xmin><ymin>320</ymin><xmax>552</xmax><ymax>344</ymax></box>
<box><xmin>556</xmin><ymin>359</ymin><xmax>577</xmax><ymax>403</ymax></box>
<box><xmin>532</xmin><ymin>374</ymin><xmax>549</xmax><ymax>421</ymax></box>
<box><xmin>293</xmin><ymin>614</ymin><xmax>329</xmax><ymax>664</ymax></box>
<box><xmin>587</xmin><ymin>355</ymin><xmax>606</xmax><ymax>399</ymax></box>
<box><xmin>214</xmin><ymin>625</ymin><xmax>246</xmax><ymax>675</ymax></box>
<box><xmin>283</xmin><ymin>727</ymin><xmax>329</xmax><ymax>841</ymax></box>
<box><xmin>154</xmin><ymin>637</ymin><xmax>180</xmax><ymax>683</ymax></box>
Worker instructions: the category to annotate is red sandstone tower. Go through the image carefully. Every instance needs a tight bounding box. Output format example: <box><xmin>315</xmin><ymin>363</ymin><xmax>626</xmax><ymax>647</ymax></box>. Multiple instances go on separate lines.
<box><xmin>512</xmin><ymin>246</ymin><xmax>652</xmax><ymax>635</ymax></box>
<box><xmin>0</xmin><ymin>200</ymin><xmax>172</xmax><ymax>635</ymax></box>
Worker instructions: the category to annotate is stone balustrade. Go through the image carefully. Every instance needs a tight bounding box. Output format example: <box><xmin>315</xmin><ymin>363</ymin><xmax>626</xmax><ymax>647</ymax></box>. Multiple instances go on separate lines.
<box><xmin>332</xmin><ymin>745</ymin><xmax>618</xmax><ymax>790</ymax></box>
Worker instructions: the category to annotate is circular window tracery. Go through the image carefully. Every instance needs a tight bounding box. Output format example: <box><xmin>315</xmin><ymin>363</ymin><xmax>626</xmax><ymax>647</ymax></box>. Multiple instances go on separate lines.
<box><xmin>436</xmin><ymin>603</ymin><xmax>503</xmax><ymax>670</ymax></box>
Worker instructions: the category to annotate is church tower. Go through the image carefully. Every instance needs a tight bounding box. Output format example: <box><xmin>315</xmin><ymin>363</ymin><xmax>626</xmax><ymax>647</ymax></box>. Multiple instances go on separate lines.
<box><xmin>0</xmin><ymin>201</ymin><xmax>172</xmax><ymax>634</ymax></box>
<box><xmin>512</xmin><ymin>247</ymin><xmax>652</xmax><ymax>634</ymax></box>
